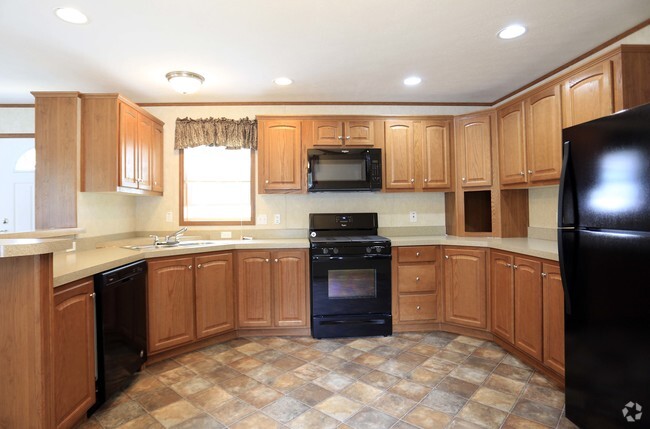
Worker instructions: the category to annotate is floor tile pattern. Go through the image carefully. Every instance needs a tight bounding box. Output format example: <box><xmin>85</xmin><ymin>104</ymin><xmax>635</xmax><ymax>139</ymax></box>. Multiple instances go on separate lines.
<box><xmin>79</xmin><ymin>333</ymin><xmax>579</xmax><ymax>429</ymax></box>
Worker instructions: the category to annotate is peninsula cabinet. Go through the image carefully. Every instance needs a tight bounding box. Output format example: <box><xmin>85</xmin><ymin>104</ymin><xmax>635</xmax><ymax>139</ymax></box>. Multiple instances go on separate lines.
<box><xmin>542</xmin><ymin>262</ymin><xmax>565</xmax><ymax>375</ymax></box>
<box><xmin>393</xmin><ymin>246</ymin><xmax>441</xmax><ymax>326</ymax></box>
<box><xmin>310</xmin><ymin>119</ymin><xmax>375</xmax><ymax>147</ymax></box>
<box><xmin>147</xmin><ymin>252</ymin><xmax>235</xmax><ymax>353</ymax></box>
<box><xmin>384</xmin><ymin>119</ymin><xmax>452</xmax><ymax>191</ymax></box>
<box><xmin>258</xmin><ymin>120</ymin><xmax>303</xmax><ymax>193</ymax></box>
<box><xmin>53</xmin><ymin>278</ymin><xmax>95</xmax><ymax>429</ymax></box>
<box><xmin>455</xmin><ymin>113</ymin><xmax>493</xmax><ymax>188</ymax></box>
<box><xmin>81</xmin><ymin>94</ymin><xmax>164</xmax><ymax>196</ymax></box>
<box><xmin>237</xmin><ymin>249</ymin><xmax>308</xmax><ymax>329</ymax></box>
<box><xmin>443</xmin><ymin>247</ymin><xmax>488</xmax><ymax>329</ymax></box>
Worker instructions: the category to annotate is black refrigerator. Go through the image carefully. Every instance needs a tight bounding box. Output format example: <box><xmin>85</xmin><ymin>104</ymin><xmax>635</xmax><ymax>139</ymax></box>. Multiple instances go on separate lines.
<box><xmin>559</xmin><ymin>103</ymin><xmax>650</xmax><ymax>428</ymax></box>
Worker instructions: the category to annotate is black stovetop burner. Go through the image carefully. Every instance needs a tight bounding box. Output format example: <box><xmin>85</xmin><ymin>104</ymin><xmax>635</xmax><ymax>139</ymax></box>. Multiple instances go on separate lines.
<box><xmin>308</xmin><ymin>213</ymin><xmax>390</xmax><ymax>246</ymax></box>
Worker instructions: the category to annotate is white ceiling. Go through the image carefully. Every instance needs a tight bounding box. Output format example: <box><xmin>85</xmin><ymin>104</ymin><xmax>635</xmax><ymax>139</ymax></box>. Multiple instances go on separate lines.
<box><xmin>1</xmin><ymin>0</ymin><xmax>649</xmax><ymax>105</ymax></box>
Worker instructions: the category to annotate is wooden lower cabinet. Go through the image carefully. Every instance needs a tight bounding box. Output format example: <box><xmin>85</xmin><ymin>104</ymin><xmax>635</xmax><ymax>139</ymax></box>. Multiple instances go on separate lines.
<box><xmin>513</xmin><ymin>256</ymin><xmax>543</xmax><ymax>361</ymax></box>
<box><xmin>393</xmin><ymin>246</ymin><xmax>440</xmax><ymax>324</ymax></box>
<box><xmin>148</xmin><ymin>253</ymin><xmax>235</xmax><ymax>353</ymax></box>
<box><xmin>543</xmin><ymin>262</ymin><xmax>565</xmax><ymax>375</ymax></box>
<box><xmin>443</xmin><ymin>247</ymin><xmax>487</xmax><ymax>329</ymax></box>
<box><xmin>53</xmin><ymin>278</ymin><xmax>96</xmax><ymax>429</ymax></box>
<box><xmin>490</xmin><ymin>251</ymin><xmax>515</xmax><ymax>343</ymax></box>
<box><xmin>237</xmin><ymin>249</ymin><xmax>308</xmax><ymax>329</ymax></box>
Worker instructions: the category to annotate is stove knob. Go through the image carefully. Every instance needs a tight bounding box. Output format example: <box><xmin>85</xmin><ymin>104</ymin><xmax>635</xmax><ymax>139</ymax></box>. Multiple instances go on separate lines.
<box><xmin>322</xmin><ymin>248</ymin><xmax>329</xmax><ymax>255</ymax></box>
<box><xmin>333</xmin><ymin>248</ymin><xmax>339</xmax><ymax>255</ymax></box>
<box><xmin>374</xmin><ymin>246</ymin><xmax>383</xmax><ymax>253</ymax></box>
<box><xmin>366</xmin><ymin>247</ymin><xmax>372</xmax><ymax>253</ymax></box>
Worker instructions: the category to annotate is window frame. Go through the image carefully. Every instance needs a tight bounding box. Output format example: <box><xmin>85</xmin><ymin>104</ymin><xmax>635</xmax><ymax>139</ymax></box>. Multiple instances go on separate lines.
<box><xmin>179</xmin><ymin>147</ymin><xmax>256</xmax><ymax>226</ymax></box>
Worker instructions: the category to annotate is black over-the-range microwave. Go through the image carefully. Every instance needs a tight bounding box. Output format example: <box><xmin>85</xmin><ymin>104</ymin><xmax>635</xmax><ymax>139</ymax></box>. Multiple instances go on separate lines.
<box><xmin>307</xmin><ymin>148</ymin><xmax>382</xmax><ymax>192</ymax></box>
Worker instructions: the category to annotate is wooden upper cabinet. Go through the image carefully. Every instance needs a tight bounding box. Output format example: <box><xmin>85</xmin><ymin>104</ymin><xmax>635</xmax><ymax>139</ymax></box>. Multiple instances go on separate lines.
<box><xmin>195</xmin><ymin>253</ymin><xmax>234</xmax><ymax>339</ymax></box>
<box><xmin>81</xmin><ymin>94</ymin><xmax>164</xmax><ymax>195</ymax></box>
<box><xmin>525</xmin><ymin>85</ymin><xmax>562</xmax><ymax>183</ymax></box>
<box><xmin>152</xmin><ymin>122</ymin><xmax>164</xmax><ymax>193</ymax></box>
<box><xmin>53</xmin><ymin>278</ymin><xmax>95</xmax><ymax>429</ymax></box>
<box><xmin>421</xmin><ymin>120</ymin><xmax>452</xmax><ymax>190</ymax></box>
<box><xmin>273</xmin><ymin>250</ymin><xmax>308</xmax><ymax>327</ymax></box>
<box><xmin>311</xmin><ymin>120</ymin><xmax>374</xmax><ymax>147</ymax></box>
<box><xmin>443</xmin><ymin>247</ymin><xmax>487</xmax><ymax>329</ymax></box>
<box><xmin>385</xmin><ymin>120</ymin><xmax>416</xmax><ymax>190</ymax></box>
<box><xmin>513</xmin><ymin>256</ymin><xmax>543</xmax><ymax>361</ymax></box>
<box><xmin>498</xmin><ymin>102</ymin><xmax>527</xmax><ymax>185</ymax></box>
<box><xmin>490</xmin><ymin>251</ymin><xmax>515</xmax><ymax>344</ymax></box>
<box><xmin>562</xmin><ymin>60</ymin><xmax>613</xmax><ymax>127</ymax></box>
<box><xmin>456</xmin><ymin>114</ymin><xmax>493</xmax><ymax>188</ymax></box>
<box><xmin>237</xmin><ymin>251</ymin><xmax>273</xmax><ymax>328</ymax></box>
<box><xmin>542</xmin><ymin>262</ymin><xmax>565</xmax><ymax>375</ymax></box>
<box><xmin>259</xmin><ymin>120</ymin><xmax>303</xmax><ymax>193</ymax></box>
<box><xmin>147</xmin><ymin>257</ymin><xmax>196</xmax><ymax>352</ymax></box>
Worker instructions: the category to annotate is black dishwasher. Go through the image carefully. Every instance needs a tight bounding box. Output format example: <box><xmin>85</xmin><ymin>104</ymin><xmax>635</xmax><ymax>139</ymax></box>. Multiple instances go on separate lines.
<box><xmin>90</xmin><ymin>260</ymin><xmax>147</xmax><ymax>415</ymax></box>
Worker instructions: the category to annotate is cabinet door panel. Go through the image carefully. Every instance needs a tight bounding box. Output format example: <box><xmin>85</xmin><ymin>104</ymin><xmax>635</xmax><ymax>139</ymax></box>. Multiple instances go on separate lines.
<box><xmin>399</xmin><ymin>294</ymin><xmax>437</xmax><ymax>321</ymax></box>
<box><xmin>119</xmin><ymin>103</ymin><xmax>138</xmax><ymax>189</ymax></box>
<box><xmin>312</xmin><ymin>120</ymin><xmax>343</xmax><ymax>146</ymax></box>
<box><xmin>137</xmin><ymin>114</ymin><xmax>153</xmax><ymax>190</ymax></box>
<box><xmin>457</xmin><ymin>116</ymin><xmax>492</xmax><ymax>188</ymax></box>
<box><xmin>261</xmin><ymin>121</ymin><xmax>302</xmax><ymax>191</ymax></box>
<box><xmin>422</xmin><ymin>120</ymin><xmax>451</xmax><ymax>189</ymax></box>
<box><xmin>543</xmin><ymin>262</ymin><xmax>565</xmax><ymax>375</ymax></box>
<box><xmin>273</xmin><ymin>250</ymin><xmax>308</xmax><ymax>327</ymax></box>
<box><xmin>53</xmin><ymin>279</ymin><xmax>95</xmax><ymax>429</ymax></box>
<box><xmin>525</xmin><ymin>86</ymin><xmax>562</xmax><ymax>183</ymax></box>
<box><xmin>195</xmin><ymin>253</ymin><xmax>234</xmax><ymax>338</ymax></box>
<box><xmin>147</xmin><ymin>257</ymin><xmax>195</xmax><ymax>352</ymax></box>
<box><xmin>498</xmin><ymin>103</ymin><xmax>527</xmax><ymax>185</ymax></box>
<box><xmin>490</xmin><ymin>252</ymin><xmax>514</xmax><ymax>343</ymax></box>
<box><xmin>152</xmin><ymin>122</ymin><xmax>164</xmax><ymax>193</ymax></box>
<box><xmin>345</xmin><ymin>120</ymin><xmax>375</xmax><ymax>146</ymax></box>
<box><xmin>514</xmin><ymin>256</ymin><xmax>543</xmax><ymax>360</ymax></box>
<box><xmin>237</xmin><ymin>251</ymin><xmax>272</xmax><ymax>328</ymax></box>
<box><xmin>385</xmin><ymin>121</ymin><xmax>415</xmax><ymax>189</ymax></box>
<box><xmin>562</xmin><ymin>61</ymin><xmax>613</xmax><ymax>127</ymax></box>
<box><xmin>443</xmin><ymin>248</ymin><xmax>487</xmax><ymax>328</ymax></box>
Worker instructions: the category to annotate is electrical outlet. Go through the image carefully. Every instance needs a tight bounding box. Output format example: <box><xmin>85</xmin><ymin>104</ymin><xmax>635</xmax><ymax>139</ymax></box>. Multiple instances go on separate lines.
<box><xmin>165</xmin><ymin>211</ymin><xmax>173</xmax><ymax>222</ymax></box>
<box><xmin>409</xmin><ymin>211</ymin><xmax>417</xmax><ymax>223</ymax></box>
<box><xmin>220</xmin><ymin>231</ymin><xmax>232</xmax><ymax>238</ymax></box>
<box><xmin>273</xmin><ymin>214</ymin><xmax>281</xmax><ymax>225</ymax></box>
<box><xmin>257</xmin><ymin>214</ymin><xmax>268</xmax><ymax>225</ymax></box>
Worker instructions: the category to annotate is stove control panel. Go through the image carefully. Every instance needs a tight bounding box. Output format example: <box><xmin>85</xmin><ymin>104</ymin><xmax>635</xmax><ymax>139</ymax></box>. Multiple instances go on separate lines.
<box><xmin>314</xmin><ymin>245</ymin><xmax>390</xmax><ymax>257</ymax></box>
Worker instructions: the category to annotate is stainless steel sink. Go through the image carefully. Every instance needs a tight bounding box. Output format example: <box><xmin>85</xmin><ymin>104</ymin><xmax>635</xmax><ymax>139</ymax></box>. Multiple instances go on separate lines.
<box><xmin>122</xmin><ymin>240</ymin><xmax>221</xmax><ymax>250</ymax></box>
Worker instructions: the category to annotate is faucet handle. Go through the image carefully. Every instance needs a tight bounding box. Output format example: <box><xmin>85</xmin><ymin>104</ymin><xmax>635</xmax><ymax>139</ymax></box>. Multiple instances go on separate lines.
<box><xmin>149</xmin><ymin>234</ymin><xmax>160</xmax><ymax>245</ymax></box>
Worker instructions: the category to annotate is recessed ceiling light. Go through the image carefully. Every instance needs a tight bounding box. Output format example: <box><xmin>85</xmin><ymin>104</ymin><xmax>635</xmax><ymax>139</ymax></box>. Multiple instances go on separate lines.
<box><xmin>166</xmin><ymin>71</ymin><xmax>205</xmax><ymax>94</ymax></box>
<box><xmin>273</xmin><ymin>77</ymin><xmax>293</xmax><ymax>86</ymax></box>
<box><xmin>497</xmin><ymin>24</ymin><xmax>527</xmax><ymax>39</ymax></box>
<box><xmin>403</xmin><ymin>76</ymin><xmax>422</xmax><ymax>86</ymax></box>
<box><xmin>54</xmin><ymin>7</ymin><xmax>88</xmax><ymax>24</ymax></box>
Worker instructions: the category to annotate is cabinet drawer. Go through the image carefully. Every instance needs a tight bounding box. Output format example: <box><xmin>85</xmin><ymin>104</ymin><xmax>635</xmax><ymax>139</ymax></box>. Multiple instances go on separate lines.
<box><xmin>398</xmin><ymin>246</ymin><xmax>437</xmax><ymax>263</ymax></box>
<box><xmin>398</xmin><ymin>265</ymin><xmax>436</xmax><ymax>293</ymax></box>
<box><xmin>399</xmin><ymin>294</ymin><xmax>437</xmax><ymax>321</ymax></box>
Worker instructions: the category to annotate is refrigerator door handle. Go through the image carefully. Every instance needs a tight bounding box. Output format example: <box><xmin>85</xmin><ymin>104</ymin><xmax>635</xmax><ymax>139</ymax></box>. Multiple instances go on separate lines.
<box><xmin>558</xmin><ymin>230</ymin><xmax>573</xmax><ymax>316</ymax></box>
<box><xmin>558</xmin><ymin>140</ymin><xmax>576</xmax><ymax>228</ymax></box>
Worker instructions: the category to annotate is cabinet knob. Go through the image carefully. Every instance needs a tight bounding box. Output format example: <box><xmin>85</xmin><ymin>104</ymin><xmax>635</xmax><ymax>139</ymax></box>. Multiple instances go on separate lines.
<box><xmin>265</xmin><ymin>179</ymin><xmax>269</xmax><ymax>184</ymax></box>
<box><xmin>506</xmin><ymin>263</ymin><xmax>512</xmax><ymax>268</ymax></box>
<box><xmin>416</xmin><ymin>306</ymin><xmax>421</xmax><ymax>310</ymax></box>
<box><xmin>424</xmin><ymin>179</ymin><xmax>428</xmax><ymax>182</ymax></box>
<box><xmin>338</xmin><ymin>136</ymin><xmax>343</xmax><ymax>140</ymax></box>
<box><xmin>461</xmin><ymin>177</ymin><xmax>466</xmax><ymax>182</ymax></box>
<box><xmin>90</xmin><ymin>292</ymin><xmax>96</xmax><ymax>299</ymax></box>
<box><xmin>528</xmin><ymin>169</ymin><xmax>533</xmax><ymax>174</ymax></box>
<box><xmin>445</xmin><ymin>255</ymin><xmax>449</xmax><ymax>259</ymax></box>
<box><xmin>541</xmin><ymin>272</ymin><xmax>548</xmax><ymax>278</ymax></box>
<box><xmin>346</xmin><ymin>136</ymin><xmax>351</xmax><ymax>140</ymax></box>
<box><xmin>265</xmin><ymin>258</ymin><xmax>270</xmax><ymax>262</ymax></box>
<box><xmin>274</xmin><ymin>258</ymin><xmax>279</xmax><ymax>263</ymax></box>
<box><xmin>416</xmin><ymin>252</ymin><xmax>420</xmax><ymax>256</ymax></box>
<box><xmin>520</xmin><ymin>171</ymin><xmax>525</xmax><ymax>176</ymax></box>
<box><xmin>188</xmin><ymin>265</ymin><xmax>192</xmax><ymax>269</ymax></box>
<box><xmin>416</xmin><ymin>276</ymin><xmax>420</xmax><ymax>282</ymax></box>
<box><xmin>513</xmin><ymin>264</ymin><xmax>518</xmax><ymax>269</ymax></box>
<box><xmin>197</xmin><ymin>264</ymin><xmax>202</xmax><ymax>269</ymax></box>
<box><xmin>410</xmin><ymin>178</ymin><xmax>415</xmax><ymax>183</ymax></box>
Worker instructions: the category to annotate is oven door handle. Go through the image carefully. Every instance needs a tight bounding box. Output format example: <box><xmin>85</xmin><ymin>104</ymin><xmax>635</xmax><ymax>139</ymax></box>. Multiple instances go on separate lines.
<box><xmin>311</xmin><ymin>254</ymin><xmax>391</xmax><ymax>262</ymax></box>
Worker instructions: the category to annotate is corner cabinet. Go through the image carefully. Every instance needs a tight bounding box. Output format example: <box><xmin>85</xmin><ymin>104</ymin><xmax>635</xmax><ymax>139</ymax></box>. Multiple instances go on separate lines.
<box><xmin>81</xmin><ymin>94</ymin><xmax>164</xmax><ymax>196</ymax></box>
<box><xmin>258</xmin><ymin>120</ymin><xmax>303</xmax><ymax>193</ymax></box>
<box><xmin>237</xmin><ymin>249</ymin><xmax>308</xmax><ymax>329</ymax></box>
<box><xmin>443</xmin><ymin>247</ymin><xmax>488</xmax><ymax>329</ymax></box>
<box><xmin>53</xmin><ymin>278</ymin><xmax>96</xmax><ymax>429</ymax></box>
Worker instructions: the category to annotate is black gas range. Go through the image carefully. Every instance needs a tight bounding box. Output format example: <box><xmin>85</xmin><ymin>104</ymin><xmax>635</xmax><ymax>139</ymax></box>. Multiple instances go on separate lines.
<box><xmin>309</xmin><ymin>213</ymin><xmax>392</xmax><ymax>339</ymax></box>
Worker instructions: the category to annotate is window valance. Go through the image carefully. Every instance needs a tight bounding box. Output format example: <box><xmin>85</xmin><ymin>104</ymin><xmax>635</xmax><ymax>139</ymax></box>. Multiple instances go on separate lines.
<box><xmin>174</xmin><ymin>117</ymin><xmax>257</xmax><ymax>150</ymax></box>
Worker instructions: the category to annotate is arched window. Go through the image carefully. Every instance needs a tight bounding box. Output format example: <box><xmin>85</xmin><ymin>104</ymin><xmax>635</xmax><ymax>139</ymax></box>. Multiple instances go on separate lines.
<box><xmin>15</xmin><ymin>148</ymin><xmax>36</xmax><ymax>172</ymax></box>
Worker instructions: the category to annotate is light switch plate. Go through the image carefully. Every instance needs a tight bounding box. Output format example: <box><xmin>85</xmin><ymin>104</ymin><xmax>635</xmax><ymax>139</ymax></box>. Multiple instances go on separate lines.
<box><xmin>220</xmin><ymin>231</ymin><xmax>232</xmax><ymax>238</ymax></box>
<box><xmin>274</xmin><ymin>214</ymin><xmax>281</xmax><ymax>225</ymax></box>
<box><xmin>409</xmin><ymin>211</ymin><xmax>417</xmax><ymax>223</ymax></box>
<box><xmin>165</xmin><ymin>211</ymin><xmax>173</xmax><ymax>222</ymax></box>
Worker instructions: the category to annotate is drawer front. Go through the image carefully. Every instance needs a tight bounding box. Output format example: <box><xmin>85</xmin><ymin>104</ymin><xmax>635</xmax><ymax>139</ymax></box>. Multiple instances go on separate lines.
<box><xmin>399</xmin><ymin>294</ymin><xmax>437</xmax><ymax>321</ymax></box>
<box><xmin>398</xmin><ymin>265</ymin><xmax>436</xmax><ymax>293</ymax></box>
<box><xmin>398</xmin><ymin>246</ymin><xmax>438</xmax><ymax>263</ymax></box>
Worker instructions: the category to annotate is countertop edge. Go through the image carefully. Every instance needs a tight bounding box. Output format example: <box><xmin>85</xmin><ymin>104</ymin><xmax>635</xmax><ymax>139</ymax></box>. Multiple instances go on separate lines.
<box><xmin>1</xmin><ymin>238</ymin><xmax>73</xmax><ymax>258</ymax></box>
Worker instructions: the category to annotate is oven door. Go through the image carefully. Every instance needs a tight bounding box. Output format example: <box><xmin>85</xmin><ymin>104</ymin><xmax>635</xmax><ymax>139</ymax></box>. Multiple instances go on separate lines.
<box><xmin>311</xmin><ymin>253</ymin><xmax>391</xmax><ymax>316</ymax></box>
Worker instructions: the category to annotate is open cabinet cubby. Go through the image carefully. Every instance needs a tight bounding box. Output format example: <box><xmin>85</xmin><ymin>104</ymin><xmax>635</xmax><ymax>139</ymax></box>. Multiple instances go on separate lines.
<box><xmin>464</xmin><ymin>191</ymin><xmax>492</xmax><ymax>233</ymax></box>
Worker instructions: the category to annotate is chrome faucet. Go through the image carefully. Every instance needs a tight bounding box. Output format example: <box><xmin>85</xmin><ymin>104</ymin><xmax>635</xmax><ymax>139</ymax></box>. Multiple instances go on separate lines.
<box><xmin>149</xmin><ymin>227</ymin><xmax>188</xmax><ymax>246</ymax></box>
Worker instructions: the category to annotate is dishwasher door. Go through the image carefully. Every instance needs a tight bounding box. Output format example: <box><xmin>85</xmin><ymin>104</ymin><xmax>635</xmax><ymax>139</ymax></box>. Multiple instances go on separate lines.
<box><xmin>90</xmin><ymin>260</ymin><xmax>147</xmax><ymax>414</ymax></box>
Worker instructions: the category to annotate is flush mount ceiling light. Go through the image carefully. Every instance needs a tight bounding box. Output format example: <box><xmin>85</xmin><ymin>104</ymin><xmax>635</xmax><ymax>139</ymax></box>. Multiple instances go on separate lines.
<box><xmin>273</xmin><ymin>77</ymin><xmax>293</xmax><ymax>86</ymax></box>
<box><xmin>498</xmin><ymin>24</ymin><xmax>527</xmax><ymax>39</ymax></box>
<box><xmin>403</xmin><ymin>76</ymin><xmax>422</xmax><ymax>86</ymax></box>
<box><xmin>54</xmin><ymin>7</ymin><xmax>88</xmax><ymax>24</ymax></box>
<box><xmin>165</xmin><ymin>71</ymin><xmax>205</xmax><ymax>94</ymax></box>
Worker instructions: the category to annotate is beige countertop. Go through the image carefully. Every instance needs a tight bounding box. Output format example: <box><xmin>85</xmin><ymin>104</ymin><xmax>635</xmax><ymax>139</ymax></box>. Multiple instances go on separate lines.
<box><xmin>0</xmin><ymin>238</ymin><xmax>73</xmax><ymax>257</ymax></box>
<box><xmin>53</xmin><ymin>235</ymin><xmax>558</xmax><ymax>288</ymax></box>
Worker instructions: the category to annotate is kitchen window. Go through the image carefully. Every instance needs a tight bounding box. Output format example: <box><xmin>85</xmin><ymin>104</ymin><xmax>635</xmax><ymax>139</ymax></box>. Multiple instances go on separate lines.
<box><xmin>180</xmin><ymin>146</ymin><xmax>255</xmax><ymax>225</ymax></box>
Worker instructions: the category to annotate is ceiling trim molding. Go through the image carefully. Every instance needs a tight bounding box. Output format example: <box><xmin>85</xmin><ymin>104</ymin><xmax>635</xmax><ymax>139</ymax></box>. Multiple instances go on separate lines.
<box><xmin>492</xmin><ymin>18</ymin><xmax>650</xmax><ymax>105</ymax></box>
<box><xmin>136</xmin><ymin>101</ymin><xmax>493</xmax><ymax>107</ymax></box>
<box><xmin>0</xmin><ymin>133</ymin><xmax>35</xmax><ymax>138</ymax></box>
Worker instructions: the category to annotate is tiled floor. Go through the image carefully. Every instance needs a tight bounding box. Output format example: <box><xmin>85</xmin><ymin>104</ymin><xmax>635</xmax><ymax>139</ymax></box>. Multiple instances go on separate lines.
<box><xmin>80</xmin><ymin>332</ymin><xmax>579</xmax><ymax>429</ymax></box>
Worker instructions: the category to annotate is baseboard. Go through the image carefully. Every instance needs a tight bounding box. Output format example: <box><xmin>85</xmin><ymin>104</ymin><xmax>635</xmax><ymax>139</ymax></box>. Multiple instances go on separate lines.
<box><xmin>493</xmin><ymin>336</ymin><xmax>564</xmax><ymax>389</ymax></box>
